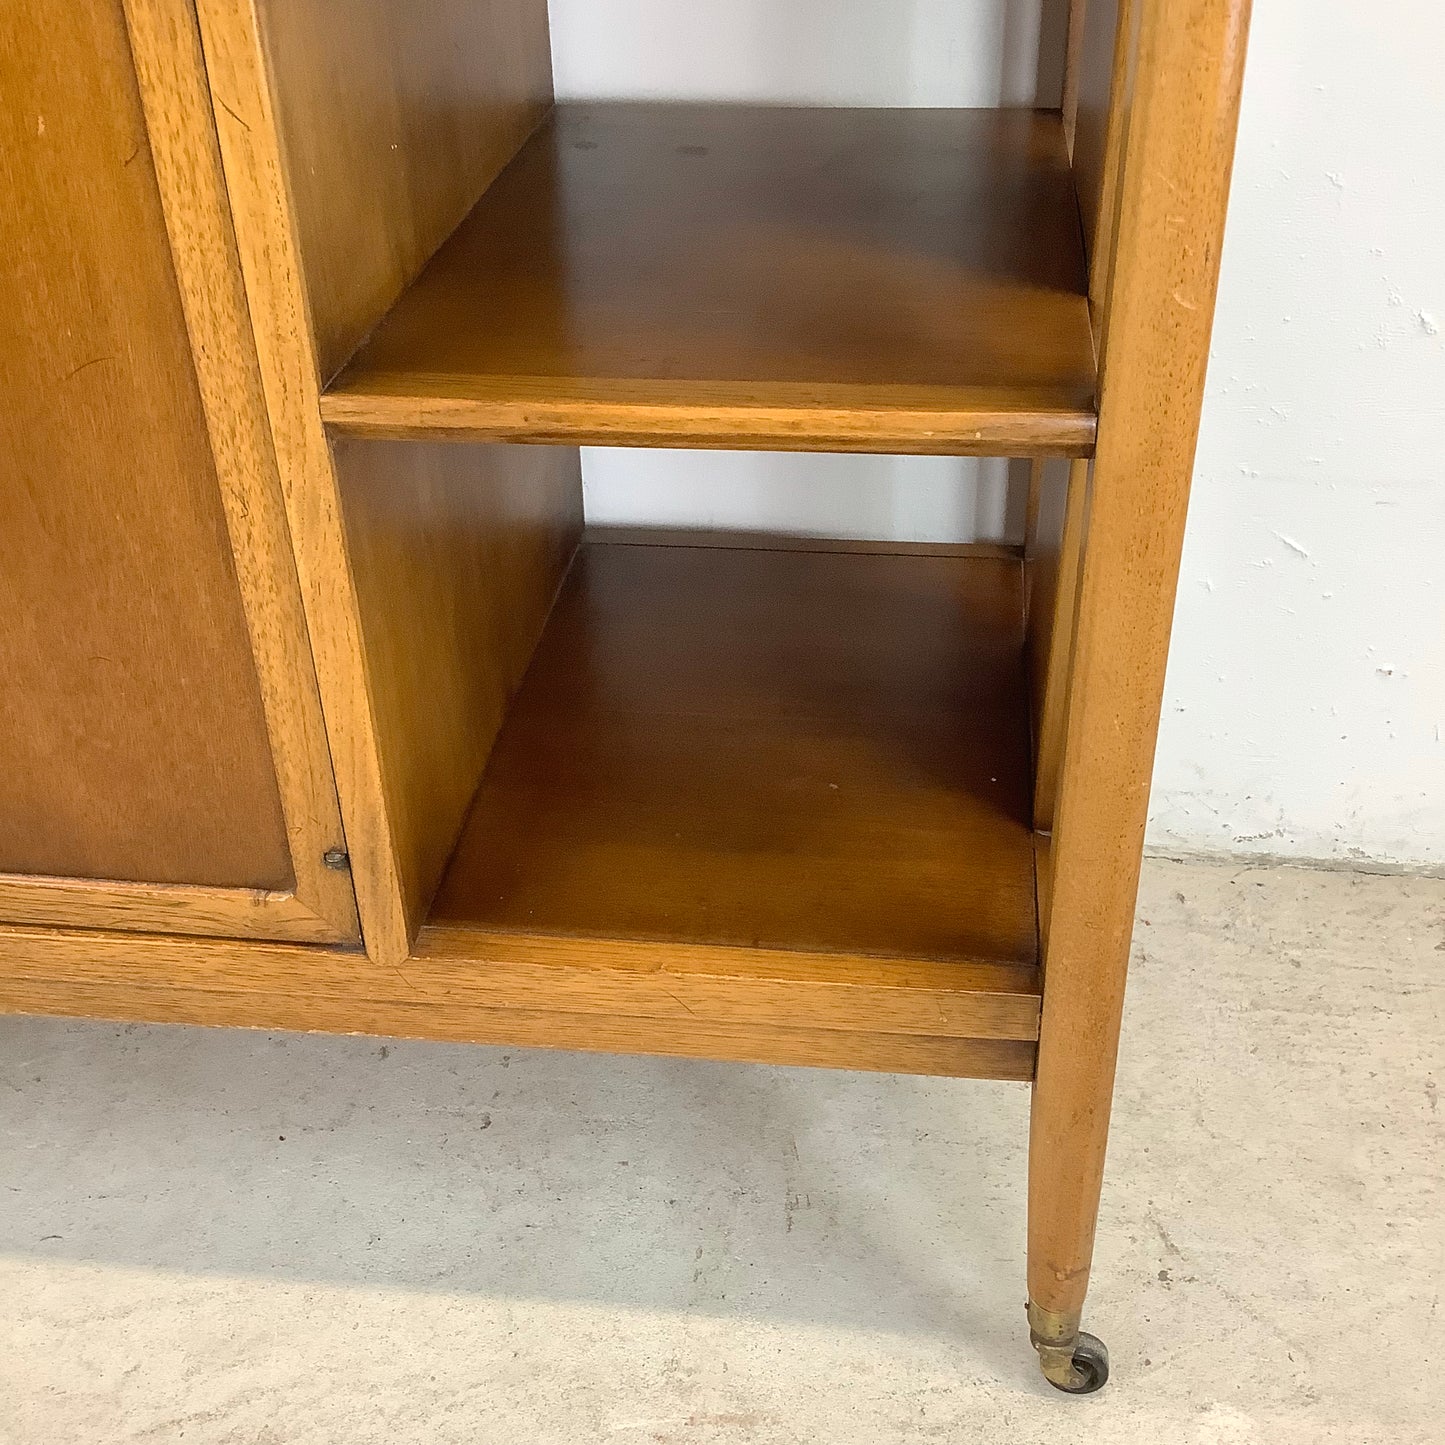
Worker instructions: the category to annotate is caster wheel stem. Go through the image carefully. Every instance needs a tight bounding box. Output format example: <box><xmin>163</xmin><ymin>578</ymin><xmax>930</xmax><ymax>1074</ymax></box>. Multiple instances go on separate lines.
<box><xmin>1027</xmin><ymin>1302</ymin><xmax>1110</xmax><ymax>1395</ymax></box>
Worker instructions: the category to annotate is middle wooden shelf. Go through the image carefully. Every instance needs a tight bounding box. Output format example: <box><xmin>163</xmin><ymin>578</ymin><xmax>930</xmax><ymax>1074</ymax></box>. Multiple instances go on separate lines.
<box><xmin>321</xmin><ymin>104</ymin><xmax>1097</xmax><ymax>457</ymax></box>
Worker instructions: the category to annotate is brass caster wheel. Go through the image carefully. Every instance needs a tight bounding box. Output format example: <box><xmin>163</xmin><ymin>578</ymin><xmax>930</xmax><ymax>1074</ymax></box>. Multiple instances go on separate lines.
<box><xmin>1027</xmin><ymin>1302</ymin><xmax>1110</xmax><ymax>1395</ymax></box>
<box><xmin>1039</xmin><ymin>1331</ymin><xmax>1110</xmax><ymax>1395</ymax></box>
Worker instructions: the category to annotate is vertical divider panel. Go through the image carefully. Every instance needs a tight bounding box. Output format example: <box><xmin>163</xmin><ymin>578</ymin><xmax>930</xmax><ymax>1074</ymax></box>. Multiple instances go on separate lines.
<box><xmin>1060</xmin><ymin>0</ymin><xmax>1088</xmax><ymax>154</ymax></box>
<box><xmin>1024</xmin><ymin>457</ymin><xmax>1090</xmax><ymax>834</ymax></box>
<box><xmin>1067</xmin><ymin>0</ymin><xmax>1138</xmax><ymax>317</ymax></box>
<box><xmin>333</xmin><ymin>438</ymin><xmax>582</xmax><ymax>955</ymax></box>
<box><xmin>193</xmin><ymin>0</ymin><xmax>582</xmax><ymax>962</ymax></box>
<box><xmin>121</xmin><ymin>0</ymin><xmax>360</xmax><ymax>942</ymax></box>
<box><xmin>1029</xmin><ymin>0</ymin><xmax>1139</xmax><ymax>837</ymax></box>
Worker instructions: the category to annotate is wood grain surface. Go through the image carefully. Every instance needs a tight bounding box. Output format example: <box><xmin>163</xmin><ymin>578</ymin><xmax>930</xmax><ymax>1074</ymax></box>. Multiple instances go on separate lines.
<box><xmin>192</xmin><ymin>0</ymin><xmax>563</xmax><ymax>961</ymax></box>
<box><xmin>584</xmin><ymin>527</ymin><xmax>1023</xmax><ymax>561</ymax></box>
<box><xmin>248</xmin><ymin>0</ymin><xmax>554</xmax><ymax>381</ymax></box>
<box><xmin>1025</xmin><ymin>457</ymin><xmax>1090</xmax><ymax>833</ymax></box>
<box><xmin>0</xmin><ymin>981</ymin><xmax>1036</xmax><ymax>1081</ymax></box>
<box><xmin>122</xmin><ymin>0</ymin><xmax>359</xmax><ymax>941</ymax></box>
<box><xmin>0</xmin><ymin>925</ymin><xmax>1038</xmax><ymax>1079</ymax></box>
<box><xmin>431</xmin><ymin>541</ymin><xmax>1039</xmax><ymax>968</ymax></box>
<box><xmin>0</xmin><ymin>0</ymin><xmax>289</xmax><ymax>893</ymax></box>
<box><xmin>1030</xmin><ymin>0</ymin><xmax>1251</xmax><ymax>1321</ymax></box>
<box><xmin>334</xmin><ymin>438</ymin><xmax>581</xmax><ymax>940</ymax></box>
<box><xmin>323</xmin><ymin>105</ymin><xmax>1098</xmax><ymax>456</ymax></box>
<box><xmin>414</xmin><ymin>929</ymin><xmax>1042</xmax><ymax>1042</ymax></box>
<box><xmin>1070</xmin><ymin>0</ymin><xmax>1137</xmax><ymax>315</ymax></box>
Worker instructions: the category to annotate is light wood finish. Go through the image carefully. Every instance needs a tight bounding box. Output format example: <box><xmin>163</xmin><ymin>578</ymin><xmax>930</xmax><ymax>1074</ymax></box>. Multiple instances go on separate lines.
<box><xmin>0</xmin><ymin>876</ymin><xmax>318</xmax><ymax>943</ymax></box>
<box><xmin>1025</xmin><ymin>457</ymin><xmax>1091</xmax><ymax>832</ymax></box>
<box><xmin>0</xmin><ymin>0</ymin><xmax>349</xmax><ymax>942</ymax></box>
<box><xmin>323</xmin><ymin>105</ymin><xmax>1098</xmax><ymax>457</ymax></box>
<box><xmin>415</xmin><ymin>930</ymin><xmax>1040</xmax><ymax>1041</ymax></box>
<box><xmin>0</xmin><ymin>0</ymin><xmax>284</xmax><ymax>888</ymax></box>
<box><xmin>1069</xmin><ymin>0</ymin><xmax>1138</xmax><ymax>314</ymax></box>
<box><xmin>585</xmin><ymin>527</ymin><xmax>1023</xmax><ymax>561</ymax></box>
<box><xmin>1034</xmin><ymin>832</ymin><xmax>1055</xmax><ymax>957</ymax></box>
<box><xmin>193</xmin><ymin>0</ymin><xmax>407</xmax><ymax>960</ymax></box>
<box><xmin>0</xmin><ymin>0</ymin><xmax>1255</xmax><ymax>1379</ymax></box>
<box><xmin>0</xmin><ymin>924</ymin><xmax>1037</xmax><ymax>1043</ymax></box>
<box><xmin>1060</xmin><ymin>0</ymin><xmax>1089</xmax><ymax>152</ymax></box>
<box><xmin>1029</xmin><ymin>0</ymin><xmax>1251</xmax><ymax>1323</ymax></box>
<box><xmin>431</xmin><ymin>542</ymin><xmax>1037</xmax><ymax>966</ymax></box>
<box><xmin>247</xmin><ymin>0</ymin><xmax>554</xmax><ymax>381</ymax></box>
<box><xmin>0</xmin><ymin>927</ymin><xmax>1036</xmax><ymax>1081</ymax></box>
<box><xmin>191</xmin><ymin>0</ymin><xmax>565</xmax><ymax>962</ymax></box>
<box><xmin>122</xmin><ymin>0</ymin><xmax>358</xmax><ymax>942</ymax></box>
<box><xmin>334</xmin><ymin>438</ymin><xmax>582</xmax><ymax>940</ymax></box>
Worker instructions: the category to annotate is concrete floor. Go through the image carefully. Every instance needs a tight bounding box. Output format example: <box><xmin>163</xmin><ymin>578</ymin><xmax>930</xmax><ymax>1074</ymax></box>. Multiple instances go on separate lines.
<box><xmin>1</xmin><ymin>856</ymin><xmax>1441</xmax><ymax>1444</ymax></box>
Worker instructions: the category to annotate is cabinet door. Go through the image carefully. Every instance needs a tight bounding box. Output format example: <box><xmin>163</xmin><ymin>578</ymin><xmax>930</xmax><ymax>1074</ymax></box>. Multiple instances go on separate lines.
<box><xmin>0</xmin><ymin>0</ymin><xmax>358</xmax><ymax>943</ymax></box>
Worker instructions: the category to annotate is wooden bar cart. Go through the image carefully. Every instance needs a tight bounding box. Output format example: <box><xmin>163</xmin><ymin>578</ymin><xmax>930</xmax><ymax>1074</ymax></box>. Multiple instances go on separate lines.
<box><xmin>0</xmin><ymin>0</ymin><xmax>1250</xmax><ymax>1392</ymax></box>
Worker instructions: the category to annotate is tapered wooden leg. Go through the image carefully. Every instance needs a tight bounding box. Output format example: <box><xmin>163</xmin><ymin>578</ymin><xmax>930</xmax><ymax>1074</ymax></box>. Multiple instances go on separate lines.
<box><xmin>1025</xmin><ymin>917</ymin><xmax>1127</xmax><ymax>1393</ymax></box>
<box><xmin>1019</xmin><ymin>0</ymin><xmax>1250</xmax><ymax>1399</ymax></box>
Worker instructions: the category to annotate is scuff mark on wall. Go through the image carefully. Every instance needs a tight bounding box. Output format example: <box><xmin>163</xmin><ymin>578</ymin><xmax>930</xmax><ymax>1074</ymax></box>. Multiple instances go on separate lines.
<box><xmin>1271</xmin><ymin>532</ymin><xmax>1312</xmax><ymax>559</ymax></box>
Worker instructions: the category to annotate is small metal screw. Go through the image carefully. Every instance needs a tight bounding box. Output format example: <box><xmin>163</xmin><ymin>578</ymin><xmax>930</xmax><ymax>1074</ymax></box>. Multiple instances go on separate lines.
<box><xmin>322</xmin><ymin>848</ymin><xmax>350</xmax><ymax>871</ymax></box>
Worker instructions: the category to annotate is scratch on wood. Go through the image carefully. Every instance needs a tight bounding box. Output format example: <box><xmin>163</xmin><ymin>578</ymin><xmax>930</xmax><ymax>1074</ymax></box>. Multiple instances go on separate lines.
<box><xmin>60</xmin><ymin>356</ymin><xmax>113</xmax><ymax>385</ymax></box>
<box><xmin>217</xmin><ymin>97</ymin><xmax>251</xmax><ymax>134</ymax></box>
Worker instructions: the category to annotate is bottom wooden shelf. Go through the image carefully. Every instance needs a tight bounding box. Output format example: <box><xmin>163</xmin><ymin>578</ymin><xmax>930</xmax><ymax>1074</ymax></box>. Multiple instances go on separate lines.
<box><xmin>415</xmin><ymin>538</ymin><xmax>1042</xmax><ymax>1072</ymax></box>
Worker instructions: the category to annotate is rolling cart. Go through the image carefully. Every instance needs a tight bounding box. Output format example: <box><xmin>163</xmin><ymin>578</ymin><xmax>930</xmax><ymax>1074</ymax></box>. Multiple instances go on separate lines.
<box><xmin>0</xmin><ymin>0</ymin><xmax>1250</xmax><ymax>1391</ymax></box>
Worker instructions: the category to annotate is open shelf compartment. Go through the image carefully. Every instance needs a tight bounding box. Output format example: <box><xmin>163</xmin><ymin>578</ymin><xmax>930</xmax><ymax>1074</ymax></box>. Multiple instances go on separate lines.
<box><xmin>409</xmin><ymin>537</ymin><xmax>1043</xmax><ymax>1077</ymax></box>
<box><xmin>322</xmin><ymin>104</ymin><xmax>1097</xmax><ymax>458</ymax></box>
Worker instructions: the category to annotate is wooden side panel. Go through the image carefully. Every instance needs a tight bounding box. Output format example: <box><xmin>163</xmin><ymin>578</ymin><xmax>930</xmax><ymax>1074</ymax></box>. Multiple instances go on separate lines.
<box><xmin>193</xmin><ymin>0</ymin><xmax>572</xmax><ymax>962</ymax></box>
<box><xmin>1025</xmin><ymin>460</ymin><xmax>1064</xmax><ymax>754</ymax></box>
<box><xmin>1025</xmin><ymin>457</ymin><xmax>1090</xmax><ymax>832</ymax></box>
<box><xmin>252</xmin><ymin>0</ymin><xmax>555</xmax><ymax>380</ymax></box>
<box><xmin>334</xmin><ymin>439</ymin><xmax>582</xmax><ymax>936</ymax></box>
<box><xmin>1050</xmin><ymin>0</ymin><xmax>1168</xmax><ymax>846</ymax></box>
<box><xmin>1031</xmin><ymin>0</ymin><xmax>1251</xmax><ymax>1318</ymax></box>
<box><xmin>122</xmin><ymin>0</ymin><xmax>359</xmax><ymax>942</ymax></box>
<box><xmin>0</xmin><ymin>0</ymin><xmax>289</xmax><ymax>890</ymax></box>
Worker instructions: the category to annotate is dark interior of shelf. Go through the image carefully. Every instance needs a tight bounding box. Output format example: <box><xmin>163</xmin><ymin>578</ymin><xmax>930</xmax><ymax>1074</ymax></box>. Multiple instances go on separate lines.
<box><xmin>323</xmin><ymin>104</ymin><xmax>1097</xmax><ymax>456</ymax></box>
<box><xmin>427</xmin><ymin>540</ymin><xmax>1038</xmax><ymax>968</ymax></box>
